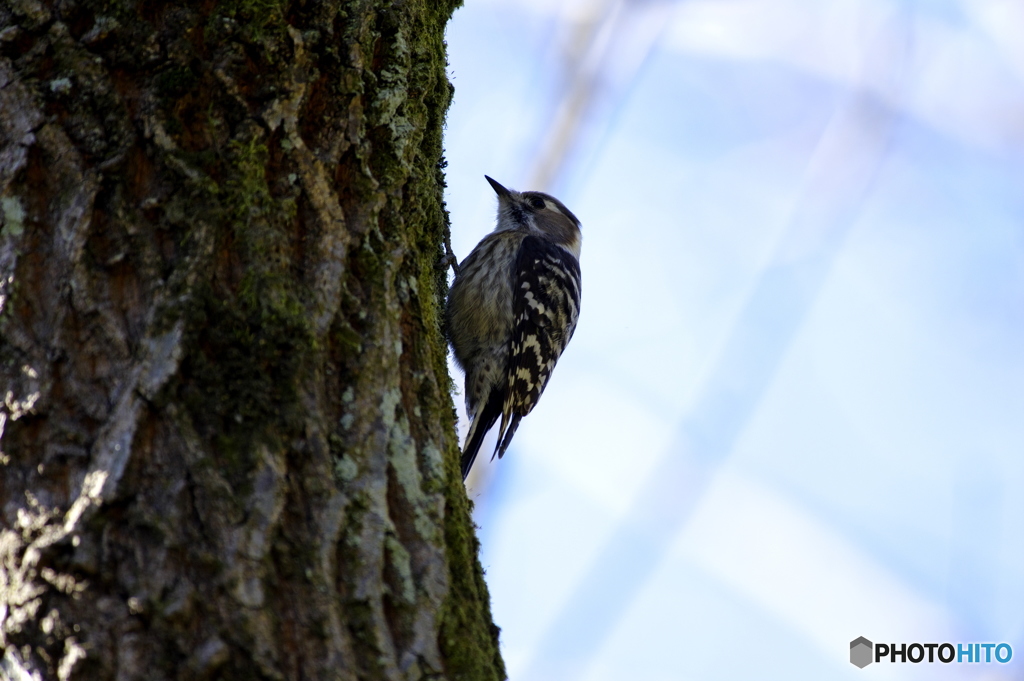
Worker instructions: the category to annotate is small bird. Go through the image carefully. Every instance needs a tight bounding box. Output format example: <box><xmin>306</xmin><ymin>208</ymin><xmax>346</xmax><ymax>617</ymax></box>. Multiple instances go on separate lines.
<box><xmin>446</xmin><ymin>176</ymin><xmax>582</xmax><ymax>480</ymax></box>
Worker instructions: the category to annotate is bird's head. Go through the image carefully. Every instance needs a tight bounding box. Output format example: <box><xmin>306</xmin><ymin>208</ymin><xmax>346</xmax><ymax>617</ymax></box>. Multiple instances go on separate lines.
<box><xmin>486</xmin><ymin>175</ymin><xmax>581</xmax><ymax>258</ymax></box>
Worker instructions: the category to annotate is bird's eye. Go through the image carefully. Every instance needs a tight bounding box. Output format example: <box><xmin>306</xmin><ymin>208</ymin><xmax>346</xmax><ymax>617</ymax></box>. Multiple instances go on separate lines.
<box><xmin>529</xmin><ymin>196</ymin><xmax>545</xmax><ymax>209</ymax></box>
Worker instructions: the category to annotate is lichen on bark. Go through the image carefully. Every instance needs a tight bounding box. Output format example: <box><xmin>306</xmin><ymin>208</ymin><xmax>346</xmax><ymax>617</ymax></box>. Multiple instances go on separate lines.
<box><xmin>0</xmin><ymin>0</ymin><xmax>505</xmax><ymax>679</ymax></box>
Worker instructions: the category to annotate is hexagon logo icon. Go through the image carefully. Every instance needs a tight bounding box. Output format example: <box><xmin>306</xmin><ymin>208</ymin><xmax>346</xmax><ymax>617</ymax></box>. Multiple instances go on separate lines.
<box><xmin>850</xmin><ymin>637</ymin><xmax>873</xmax><ymax>668</ymax></box>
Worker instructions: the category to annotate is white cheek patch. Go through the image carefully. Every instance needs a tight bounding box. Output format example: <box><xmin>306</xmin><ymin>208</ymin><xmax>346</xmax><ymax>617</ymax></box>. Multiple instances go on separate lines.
<box><xmin>543</xmin><ymin>201</ymin><xmax>563</xmax><ymax>217</ymax></box>
<box><xmin>562</xmin><ymin>234</ymin><xmax>582</xmax><ymax>260</ymax></box>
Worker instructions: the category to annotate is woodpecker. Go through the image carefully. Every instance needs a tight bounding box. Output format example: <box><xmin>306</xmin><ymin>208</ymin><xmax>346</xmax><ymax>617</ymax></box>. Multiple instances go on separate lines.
<box><xmin>446</xmin><ymin>176</ymin><xmax>582</xmax><ymax>480</ymax></box>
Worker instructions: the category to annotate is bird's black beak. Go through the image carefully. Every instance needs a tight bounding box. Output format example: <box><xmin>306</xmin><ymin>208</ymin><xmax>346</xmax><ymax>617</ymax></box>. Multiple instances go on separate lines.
<box><xmin>485</xmin><ymin>175</ymin><xmax>511</xmax><ymax>199</ymax></box>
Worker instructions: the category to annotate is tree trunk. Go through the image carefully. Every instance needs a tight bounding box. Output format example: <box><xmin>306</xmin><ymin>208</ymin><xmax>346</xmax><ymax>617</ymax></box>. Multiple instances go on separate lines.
<box><xmin>0</xmin><ymin>1</ymin><xmax>505</xmax><ymax>679</ymax></box>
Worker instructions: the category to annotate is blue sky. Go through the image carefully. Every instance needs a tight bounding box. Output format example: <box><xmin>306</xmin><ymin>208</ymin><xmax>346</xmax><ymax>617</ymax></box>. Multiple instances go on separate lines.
<box><xmin>443</xmin><ymin>1</ymin><xmax>1024</xmax><ymax>679</ymax></box>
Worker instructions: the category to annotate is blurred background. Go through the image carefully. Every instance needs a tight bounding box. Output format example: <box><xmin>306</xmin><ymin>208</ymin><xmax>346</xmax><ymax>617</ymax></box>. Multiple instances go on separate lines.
<box><xmin>441</xmin><ymin>0</ymin><xmax>1024</xmax><ymax>679</ymax></box>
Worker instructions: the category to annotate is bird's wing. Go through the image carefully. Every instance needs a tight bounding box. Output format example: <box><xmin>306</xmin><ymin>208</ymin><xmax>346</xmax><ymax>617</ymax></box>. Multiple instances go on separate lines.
<box><xmin>495</xmin><ymin>235</ymin><xmax>581</xmax><ymax>458</ymax></box>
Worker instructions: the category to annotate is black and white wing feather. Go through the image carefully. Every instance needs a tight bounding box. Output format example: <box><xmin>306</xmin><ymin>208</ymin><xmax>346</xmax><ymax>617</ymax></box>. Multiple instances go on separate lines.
<box><xmin>494</xmin><ymin>235</ymin><xmax>582</xmax><ymax>458</ymax></box>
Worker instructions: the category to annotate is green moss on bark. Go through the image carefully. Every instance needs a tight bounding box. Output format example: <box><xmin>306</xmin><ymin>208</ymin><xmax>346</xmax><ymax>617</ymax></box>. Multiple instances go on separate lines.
<box><xmin>0</xmin><ymin>0</ymin><xmax>504</xmax><ymax>678</ymax></box>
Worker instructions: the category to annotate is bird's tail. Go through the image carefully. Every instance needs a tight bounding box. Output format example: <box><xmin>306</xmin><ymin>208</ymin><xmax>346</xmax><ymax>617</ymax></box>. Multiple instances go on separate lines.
<box><xmin>461</xmin><ymin>390</ymin><xmax>502</xmax><ymax>480</ymax></box>
<box><xmin>494</xmin><ymin>414</ymin><xmax>522</xmax><ymax>460</ymax></box>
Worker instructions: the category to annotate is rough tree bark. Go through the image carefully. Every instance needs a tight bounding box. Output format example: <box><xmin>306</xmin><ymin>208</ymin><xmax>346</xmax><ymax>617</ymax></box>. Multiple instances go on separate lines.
<box><xmin>0</xmin><ymin>0</ymin><xmax>506</xmax><ymax>679</ymax></box>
